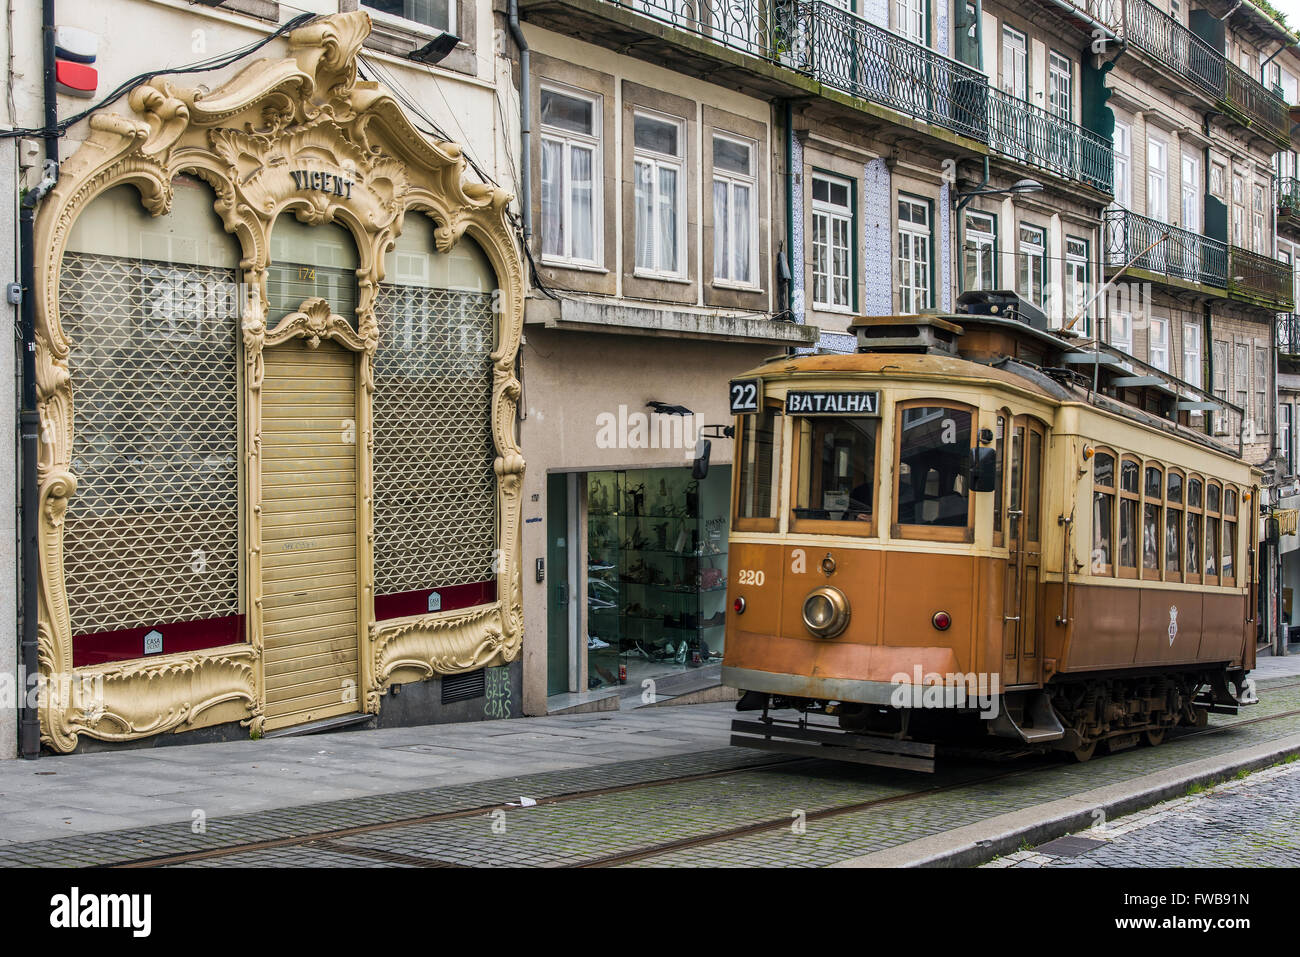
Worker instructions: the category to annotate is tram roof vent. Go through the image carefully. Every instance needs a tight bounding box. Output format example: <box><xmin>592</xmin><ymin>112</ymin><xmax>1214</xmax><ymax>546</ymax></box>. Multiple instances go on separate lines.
<box><xmin>850</xmin><ymin>314</ymin><xmax>962</xmax><ymax>356</ymax></box>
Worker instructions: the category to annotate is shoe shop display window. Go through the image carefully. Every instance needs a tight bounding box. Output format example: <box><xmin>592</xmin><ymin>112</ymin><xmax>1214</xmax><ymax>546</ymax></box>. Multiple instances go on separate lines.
<box><xmin>586</xmin><ymin>467</ymin><xmax>731</xmax><ymax>690</ymax></box>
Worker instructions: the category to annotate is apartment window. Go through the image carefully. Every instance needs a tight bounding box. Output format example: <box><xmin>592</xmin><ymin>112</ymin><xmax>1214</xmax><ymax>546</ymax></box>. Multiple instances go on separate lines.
<box><xmin>633</xmin><ymin>111</ymin><xmax>686</xmax><ymax>278</ymax></box>
<box><xmin>1210</xmin><ymin>162</ymin><xmax>1225</xmax><ymax>199</ymax></box>
<box><xmin>1147</xmin><ymin>133</ymin><xmax>1168</xmax><ymax>222</ymax></box>
<box><xmin>1253</xmin><ymin>184</ymin><xmax>1266</xmax><ymax>253</ymax></box>
<box><xmin>895</xmin><ymin>0</ymin><xmax>925</xmax><ymax>45</ymax></box>
<box><xmin>897</xmin><ymin>196</ymin><xmax>932</xmax><ymax>313</ymax></box>
<box><xmin>1048</xmin><ymin>52</ymin><xmax>1072</xmax><ymax>122</ymax></box>
<box><xmin>363</xmin><ymin>0</ymin><xmax>454</xmax><ymax>34</ymax></box>
<box><xmin>1234</xmin><ymin>342</ymin><xmax>1249</xmax><ymax>424</ymax></box>
<box><xmin>1212</xmin><ymin>340</ymin><xmax>1229</xmax><ymax>434</ymax></box>
<box><xmin>1255</xmin><ymin>346</ymin><xmax>1269</xmax><ymax>434</ymax></box>
<box><xmin>1181</xmin><ymin>154</ymin><xmax>1199</xmax><ymax>231</ymax></box>
<box><xmin>1149</xmin><ymin>316</ymin><xmax>1169</xmax><ymax>372</ymax></box>
<box><xmin>1017</xmin><ymin>224</ymin><xmax>1045</xmax><ymax>306</ymax></box>
<box><xmin>1001</xmin><ymin>27</ymin><xmax>1027</xmax><ymax>99</ymax></box>
<box><xmin>1111</xmin><ymin>311</ymin><xmax>1133</xmax><ymax>353</ymax></box>
<box><xmin>539</xmin><ymin>87</ymin><xmax>601</xmax><ymax>266</ymax></box>
<box><xmin>1233</xmin><ymin>173</ymin><xmax>1245</xmax><ymax>246</ymax></box>
<box><xmin>1183</xmin><ymin>320</ymin><xmax>1201</xmax><ymax>389</ymax></box>
<box><xmin>962</xmin><ymin>211</ymin><xmax>996</xmax><ymax>291</ymax></box>
<box><xmin>1170</xmin><ymin>0</ymin><xmax>1181</xmax><ymax>21</ymax></box>
<box><xmin>1282</xmin><ymin>403</ymin><xmax>1294</xmax><ymax>476</ymax></box>
<box><xmin>712</xmin><ymin>133</ymin><xmax>757</xmax><ymax>286</ymax></box>
<box><xmin>1064</xmin><ymin>237</ymin><xmax>1089</xmax><ymax>333</ymax></box>
<box><xmin>1113</xmin><ymin>121</ymin><xmax>1131</xmax><ymax>209</ymax></box>
<box><xmin>812</xmin><ymin>173</ymin><xmax>854</xmax><ymax>312</ymax></box>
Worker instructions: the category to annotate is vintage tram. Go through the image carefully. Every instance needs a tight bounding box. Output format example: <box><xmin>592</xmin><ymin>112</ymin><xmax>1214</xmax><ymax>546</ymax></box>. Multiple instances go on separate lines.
<box><xmin>722</xmin><ymin>301</ymin><xmax>1259</xmax><ymax>771</ymax></box>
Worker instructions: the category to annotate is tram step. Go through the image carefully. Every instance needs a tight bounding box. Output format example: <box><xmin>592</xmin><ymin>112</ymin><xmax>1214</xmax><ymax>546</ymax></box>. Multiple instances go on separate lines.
<box><xmin>986</xmin><ymin>691</ymin><xmax>1065</xmax><ymax>744</ymax></box>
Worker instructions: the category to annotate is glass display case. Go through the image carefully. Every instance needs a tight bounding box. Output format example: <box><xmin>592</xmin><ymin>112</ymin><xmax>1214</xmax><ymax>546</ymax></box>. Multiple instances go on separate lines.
<box><xmin>586</xmin><ymin>468</ymin><xmax>730</xmax><ymax>690</ymax></box>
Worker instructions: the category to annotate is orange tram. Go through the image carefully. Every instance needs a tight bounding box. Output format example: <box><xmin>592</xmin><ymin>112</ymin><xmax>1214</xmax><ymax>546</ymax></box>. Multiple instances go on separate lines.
<box><xmin>721</xmin><ymin>301</ymin><xmax>1259</xmax><ymax>772</ymax></box>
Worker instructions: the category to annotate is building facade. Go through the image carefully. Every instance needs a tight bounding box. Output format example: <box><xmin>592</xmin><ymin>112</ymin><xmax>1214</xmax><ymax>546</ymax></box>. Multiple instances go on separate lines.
<box><xmin>8</xmin><ymin>5</ymin><xmax>527</xmax><ymax>754</ymax></box>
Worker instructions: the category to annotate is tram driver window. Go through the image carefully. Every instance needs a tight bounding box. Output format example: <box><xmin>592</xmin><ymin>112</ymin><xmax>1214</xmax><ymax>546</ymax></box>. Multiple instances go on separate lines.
<box><xmin>735</xmin><ymin>406</ymin><xmax>783</xmax><ymax>527</ymax></box>
<box><xmin>896</xmin><ymin>406</ymin><xmax>972</xmax><ymax>528</ymax></box>
<box><xmin>792</xmin><ymin>416</ymin><xmax>878</xmax><ymax>525</ymax></box>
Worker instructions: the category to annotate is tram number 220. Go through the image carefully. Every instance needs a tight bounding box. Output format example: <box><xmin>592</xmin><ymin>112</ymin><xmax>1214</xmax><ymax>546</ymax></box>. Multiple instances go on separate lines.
<box><xmin>736</xmin><ymin>569</ymin><xmax>766</xmax><ymax>586</ymax></box>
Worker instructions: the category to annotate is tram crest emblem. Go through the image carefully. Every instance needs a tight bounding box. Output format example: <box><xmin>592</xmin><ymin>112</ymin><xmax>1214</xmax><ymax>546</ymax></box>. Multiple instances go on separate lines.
<box><xmin>1168</xmin><ymin>606</ymin><xmax>1179</xmax><ymax>646</ymax></box>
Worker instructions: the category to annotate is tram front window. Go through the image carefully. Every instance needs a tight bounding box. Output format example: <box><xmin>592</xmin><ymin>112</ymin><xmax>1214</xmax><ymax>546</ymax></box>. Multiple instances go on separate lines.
<box><xmin>735</xmin><ymin>407</ymin><xmax>782</xmax><ymax>524</ymax></box>
<box><xmin>793</xmin><ymin>417</ymin><xmax>878</xmax><ymax>524</ymax></box>
<box><xmin>897</xmin><ymin>406</ymin><xmax>972</xmax><ymax>527</ymax></box>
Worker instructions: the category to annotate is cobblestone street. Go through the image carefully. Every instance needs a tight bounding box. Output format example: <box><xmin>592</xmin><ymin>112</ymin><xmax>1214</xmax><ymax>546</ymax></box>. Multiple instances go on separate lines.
<box><xmin>984</xmin><ymin>759</ymin><xmax>1300</xmax><ymax>868</ymax></box>
<box><xmin>0</xmin><ymin>668</ymin><xmax>1298</xmax><ymax>868</ymax></box>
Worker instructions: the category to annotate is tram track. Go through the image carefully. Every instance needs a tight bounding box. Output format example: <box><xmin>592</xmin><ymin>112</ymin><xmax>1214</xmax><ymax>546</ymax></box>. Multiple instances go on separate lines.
<box><xmin>108</xmin><ymin>695</ymin><xmax>1300</xmax><ymax>869</ymax></box>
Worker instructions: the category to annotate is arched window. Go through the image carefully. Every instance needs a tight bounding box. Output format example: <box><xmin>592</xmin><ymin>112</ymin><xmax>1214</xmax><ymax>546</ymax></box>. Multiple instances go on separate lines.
<box><xmin>1118</xmin><ymin>456</ymin><xmax>1140</xmax><ymax>577</ymax></box>
<box><xmin>60</xmin><ymin>174</ymin><xmax>242</xmax><ymax>663</ymax></box>
<box><xmin>1092</xmin><ymin>450</ymin><xmax>1115</xmax><ymax>575</ymax></box>
<box><xmin>1205</xmin><ymin>481</ymin><xmax>1222</xmax><ymax>585</ymax></box>
<box><xmin>1165</xmin><ymin>469</ymin><xmax>1183</xmax><ymax>582</ymax></box>
<box><xmin>1185</xmin><ymin>475</ymin><xmax>1203</xmax><ymax>584</ymax></box>
<box><xmin>1222</xmin><ymin>486</ymin><xmax>1238</xmax><ymax>587</ymax></box>
<box><xmin>371</xmin><ymin>214</ymin><xmax>499</xmax><ymax>618</ymax></box>
<box><xmin>266</xmin><ymin>214</ymin><xmax>359</xmax><ymax>322</ymax></box>
<box><xmin>1142</xmin><ymin>464</ymin><xmax>1162</xmax><ymax>579</ymax></box>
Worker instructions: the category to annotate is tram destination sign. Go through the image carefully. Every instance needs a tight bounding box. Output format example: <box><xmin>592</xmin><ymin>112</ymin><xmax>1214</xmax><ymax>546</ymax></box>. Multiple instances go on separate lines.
<box><xmin>728</xmin><ymin>378</ymin><xmax>764</xmax><ymax>415</ymax></box>
<box><xmin>785</xmin><ymin>390</ymin><xmax>879</xmax><ymax>416</ymax></box>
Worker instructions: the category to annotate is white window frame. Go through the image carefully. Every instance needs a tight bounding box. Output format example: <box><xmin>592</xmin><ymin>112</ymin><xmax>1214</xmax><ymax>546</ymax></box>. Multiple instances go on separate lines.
<box><xmin>1018</xmin><ymin>223</ymin><xmax>1045</xmax><ymax>307</ymax></box>
<box><xmin>1048</xmin><ymin>51</ymin><xmax>1072</xmax><ymax>122</ymax></box>
<box><xmin>711</xmin><ymin>132</ymin><xmax>759</xmax><ymax>288</ymax></box>
<box><xmin>1253</xmin><ymin>183</ymin><xmax>1266</xmax><ymax>253</ymax></box>
<box><xmin>1181</xmin><ymin>153</ymin><xmax>1199</xmax><ymax>231</ymax></box>
<box><xmin>1255</xmin><ymin>345</ymin><xmax>1269</xmax><ymax>435</ymax></box>
<box><xmin>811</xmin><ymin>172</ymin><xmax>854</xmax><ymax>313</ymax></box>
<box><xmin>539</xmin><ymin>84</ymin><xmax>603</xmax><ymax>269</ymax></box>
<box><xmin>897</xmin><ymin>194</ymin><xmax>932</xmax><ymax>313</ymax></box>
<box><xmin>1064</xmin><ymin>236</ymin><xmax>1089</xmax><ymax>334</ymax></box>
<box><xmin>1183</xmin><ymin>320</ymin><xmax>1202</xmax><ymax>389</ymax></box>
<box><xmin>1113</xmin><ymin>121</ymin><xmax>1131</xmax><ymax>210</ymax></box>
<box><xmin>1282</xmin><ymin>402</ymin><xmax>1294</xmax><ymax>475</ymax></box>
<box><xmin>1001</xmin><ymin>26</ymin><xmax>1028</xmax><ymax>99</ymax></box>
<box><xmin>1147</xmin><ymin>132</ymin><xmax>1168</xmax><ymax>223</ymax></box>
<box><xmin>362</xmin><ymin>0</ymin><xmax>456</xmax><ymax>39</ymax></box>
<box><xmin>895</xmin><ymin>0</ymin><xmax>926</xmax><ymax>45</ymax></box>
<box><xmin>1233</xmin><ymin>173</ymin><xmax>1245</xmax><ymax>246</ymax></box>
<box><xmin>962</xmin><ymin>210</ymin><xmax>997</xmax><ymax>291</ymax></box>
<box><xmin>1149</xmin><ymin>316</ymin><xmax>1169</xmax><ymax>372</ymax></box>
<box><xmin>632</xmin><ymin>109</ymin><xmax>687</xmax><ymax>280</ymax></box>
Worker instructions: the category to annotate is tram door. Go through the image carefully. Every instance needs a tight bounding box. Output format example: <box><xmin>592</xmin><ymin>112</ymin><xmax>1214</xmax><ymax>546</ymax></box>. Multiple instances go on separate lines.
<box><xmin>1004</xmin><ymin>417</ymin><xmax>1045</xmax><ymax>686</ymax></box>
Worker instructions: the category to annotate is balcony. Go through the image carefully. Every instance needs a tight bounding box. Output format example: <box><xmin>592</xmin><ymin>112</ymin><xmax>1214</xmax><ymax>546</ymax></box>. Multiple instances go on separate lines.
<box><xmin>988</xmin><ymin>88</ymin><xmax>1113</xmax><ymax>192</ymax></box>
<box><xmin>1103</xmin><ymin>207</ymin><xmax>1226</xmax><ymax>289</ymax></box>
<box><xmin>1104</xmin><ymin>208</ymin><xmax>1295</xmax><ymax>311</ymax></box>
<box><xmin>1229</xmin><ymin>245</ymin><xmax>1295</xmax><ymax>312</ymax></box>
<box><xmin>795</xmin><ymin>0</ymin><xmax>988</xmax><ymax>142</ymax></box>
<box><xmin>1119</xmin><ymin>0</ymin><xmax>1289</xmax><ymax>146</ymax></box>
<box><xmin>1278</xmin><ymin>314</ymin><xmax>1300</xmax><ymax>358</ymax></box>
<box><xmin>1278</xmin><ymin>176</ymin><xmax>1300</xmax><ymax>232</ymax></box>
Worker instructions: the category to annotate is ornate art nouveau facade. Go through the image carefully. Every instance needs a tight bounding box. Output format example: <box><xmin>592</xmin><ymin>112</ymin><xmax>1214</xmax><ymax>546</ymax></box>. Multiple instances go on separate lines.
<box><xmin>31</xmin><ymin>11</ymin><xmax>525</xmax><ymax>751</ymax></box>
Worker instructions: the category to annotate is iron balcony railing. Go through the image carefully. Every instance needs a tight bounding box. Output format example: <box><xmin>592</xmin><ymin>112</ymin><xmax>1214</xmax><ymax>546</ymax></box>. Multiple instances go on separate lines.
<box><xmin>1104</xmin><ymin>208</ymin><xmax>1295</xmax><ymax>310</ymax></box>
<box><xmin>1121</xmin><ymin>0</ymin><xmax>1222</xmax><ymax>98</ymax></box>
<box><xmin>1229</xmin><ymin>245</ymin><xmax>1295</xmax><ymax>311</ymax></box>
<box><xmin>988</xmin><ymin>88</ymin><xmax>1113</xmax><ymax>192</ymax></box>
<box><xmin>1104</xmin><ymin>207</ymin><xmax>1227</xmax><ymax>289</ymax></box>
<box><xmin>796</xmin><ymin>0</ymin><xmax>988</xmax><ymax>141</ymax></box>
<box><xmin>1278</xmin><ymin>315</ymin><xmax>1300</xmax><ymax>357</ymax></box>
<box><xmin>1120</xmin><ymin>0</ymin><xmax>1287</xmax><ymax>142</ymax></box>
<box><xmin>1278</xmin><ymin>177</ymin><xmax>1300</xmax><ymax>216</ymax></box>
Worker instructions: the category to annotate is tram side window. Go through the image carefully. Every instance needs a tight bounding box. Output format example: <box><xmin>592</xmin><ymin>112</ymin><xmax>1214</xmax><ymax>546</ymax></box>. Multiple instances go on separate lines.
<box><xmin>1092</xmin><ymin>451</ymin><xmax>1115</xmax><ymax>571</ymax></box>
<box><xmin>736</xmin><ymin>407</ymin><xmax>783</xmax><ymax>522</ymax></box>
<box><xmin>1222</xmin><ymin>487</ymin><xmax>1237</xmax><ymax>585</ymax></box>
<box><xmin>793</xmin><ymin>416</ymin><xmax>879</xmax><ymax>523</ymax></box>
<box><xmin>1186</xmin><ymin>477</ymin><xmax>1203</xmax><ymax>581</ymax></box>
<box><xmin>1165</xmin><ymin>470</ymin><xmax>1183</xmax><ymax>580</ymax></box>
<box><xmin>1142</xmin><ymin>465</ymin><xmax>1162</xmax><ymax>575</ymax></box>
<box><xmin>1205</xmin><ymin>482</ymin><xmax>1221</xmax><ymax>581</ymax></box>
<box><xmin>896</xmin><ymin>406</ymin><xmax>972</xmax><ymax>527</ymax></box>
<box><xmin>1119</xmin><ymin>458</ymin><xmax>1139</xmax><ymax>571</ymax></box>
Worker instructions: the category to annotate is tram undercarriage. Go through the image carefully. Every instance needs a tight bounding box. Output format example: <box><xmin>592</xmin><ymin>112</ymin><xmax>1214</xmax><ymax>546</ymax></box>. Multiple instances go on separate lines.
<box><xmin>730</xmin><ymin>668</ymin><xmax>1256</xmax><ymax>771</ymax></box>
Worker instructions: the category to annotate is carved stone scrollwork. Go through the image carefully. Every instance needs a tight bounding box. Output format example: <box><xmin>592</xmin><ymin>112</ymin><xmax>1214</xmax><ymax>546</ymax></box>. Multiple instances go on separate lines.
<box><xmin>32</xmin><ymin>11</ymin><xmax>525</xmax><ymax>751</ymax></box>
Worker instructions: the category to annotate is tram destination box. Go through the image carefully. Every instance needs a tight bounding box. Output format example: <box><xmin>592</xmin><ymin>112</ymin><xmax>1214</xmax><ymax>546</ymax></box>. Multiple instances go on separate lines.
<box><xmin>784</xmin><ymin>390</ymin><xmax>879</xmax><ymax>416</ymax></box>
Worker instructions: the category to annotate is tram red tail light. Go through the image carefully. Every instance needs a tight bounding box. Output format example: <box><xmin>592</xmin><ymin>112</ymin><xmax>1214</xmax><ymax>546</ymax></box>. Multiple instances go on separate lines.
<box><xmin>932</xmin><ymin>611</ymin><xmax>952</xmax><ymax>631</ymax></box>
<box><xmin>734</xmin><ymin>597</ymin><xmax>746</xmax><ymax>614</ymax></box>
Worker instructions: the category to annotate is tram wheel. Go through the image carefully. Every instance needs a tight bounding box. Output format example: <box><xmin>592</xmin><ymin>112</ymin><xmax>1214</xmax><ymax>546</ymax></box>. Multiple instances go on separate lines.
<box><xmin>1143</xmin><ymin>727</ymin><xmax>1166</xmax><ymax>747</ymax></box>
<box><xmin>1070</xmin><ymin>740</ymin><xmax>1097</xmax><ymax>763</ymax></box>
<box><xmin>1187</xmin><ymin>708</ymin><xmax>1209</xmax><ymax>729</ymax></box>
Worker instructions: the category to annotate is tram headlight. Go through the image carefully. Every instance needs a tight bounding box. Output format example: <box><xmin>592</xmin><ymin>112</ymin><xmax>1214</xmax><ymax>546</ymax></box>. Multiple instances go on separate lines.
<box><xmin>801</xmin><ymin>586</ymin><xmax>850</xmax><ymax>639</ymax></box>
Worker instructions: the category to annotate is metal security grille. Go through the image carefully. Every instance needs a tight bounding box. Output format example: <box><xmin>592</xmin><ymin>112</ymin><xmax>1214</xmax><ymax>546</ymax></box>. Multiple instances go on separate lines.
<box><xmin>372</xmin><ymin>285</ymin><xmax>496</xmax><ymax>598</ymax></box>
<box><xmin>60</xmin><ymin>251</ymin><xmax>241</xmax><ymax>636</ymax></box>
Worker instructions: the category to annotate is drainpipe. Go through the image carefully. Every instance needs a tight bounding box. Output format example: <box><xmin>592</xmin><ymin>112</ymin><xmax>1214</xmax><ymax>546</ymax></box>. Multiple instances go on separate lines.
<box><xmin>507</xmin><ymin>0</ymin><xmax>530</xmax><ymax>245</ymax></box>
<box><xmin>785</xmin><ymin>99</ymin><xmax>794</xmax><ymax>324</ymax></box>
<box><xmin>42</xmin><ymin>0</ymin><xmax>57</xmax><ymax>166</ymax></box>
<box><xmin>19</xmin><ymin>162</ymin><xmax>58</xmax><ymax>760</ymax></box>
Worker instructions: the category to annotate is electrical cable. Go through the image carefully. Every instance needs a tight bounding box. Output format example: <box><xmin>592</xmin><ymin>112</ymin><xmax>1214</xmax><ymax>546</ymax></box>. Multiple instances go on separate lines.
<box><xmin>1</xmin><ymin>12</ymin><xmax>317</xmax><ymax>140</ymax></box>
